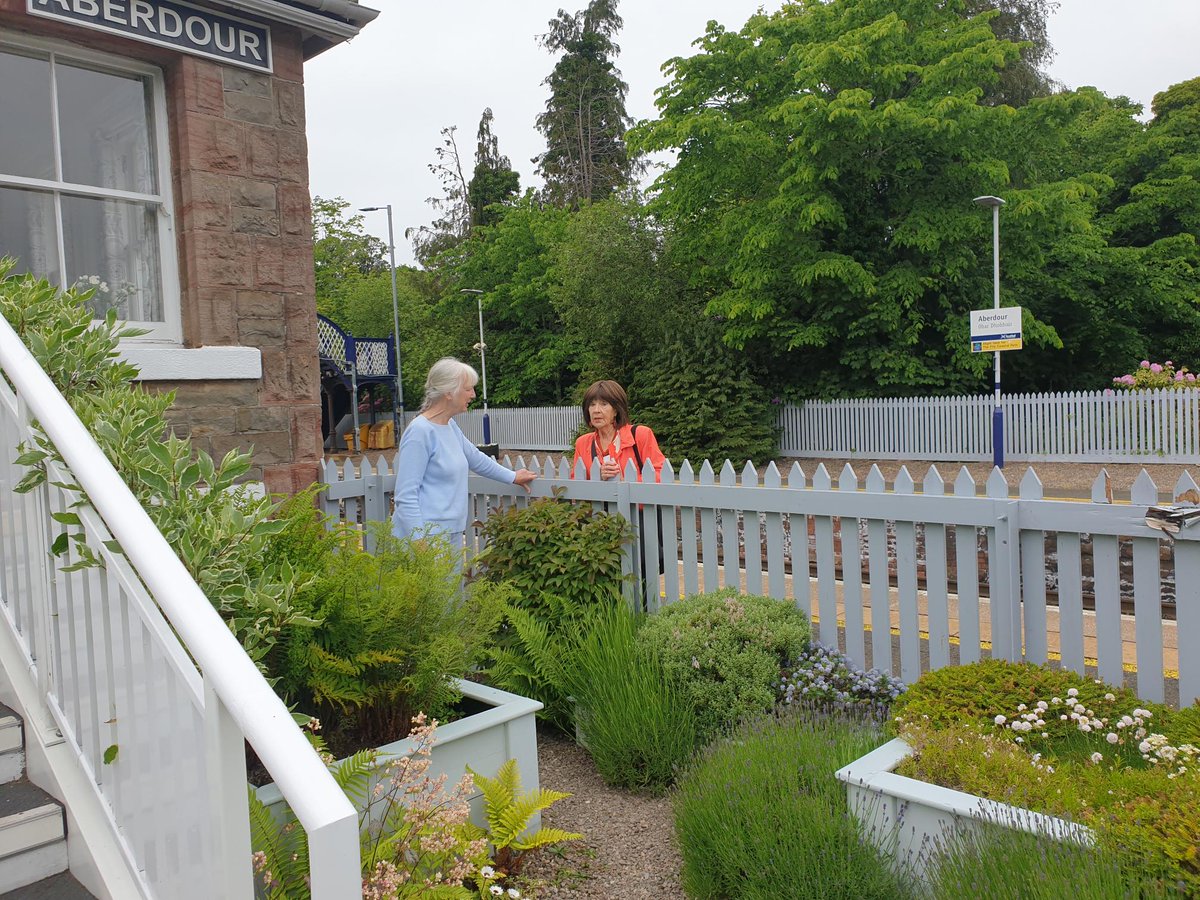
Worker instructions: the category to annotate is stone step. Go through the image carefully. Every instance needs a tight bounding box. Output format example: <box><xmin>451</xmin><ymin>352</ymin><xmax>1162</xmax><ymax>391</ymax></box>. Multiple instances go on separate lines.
<box><xmin>0</xmin><ymin>871</ymin><xmax>95</xmax><ymax>899</ymax></box>
<box><xmin>0</xmin><ymin>724</ymin><xmax>68</xmax><ymax>897</ymax></box>
<box><xmin>0</xmin><ymin>707</ymin><xmax>24</xmax><ymax>787</ymax></box>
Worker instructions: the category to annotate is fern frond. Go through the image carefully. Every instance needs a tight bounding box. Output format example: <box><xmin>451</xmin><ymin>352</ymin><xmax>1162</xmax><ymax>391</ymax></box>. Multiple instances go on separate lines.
<box><xmin>248</xmin><ymin>788</ymin><xmax>312</xmax><ymax>897</ymax></box>
<box><xmin>511</xmin><ymin>825</ymin><xmax>584</xmax><ymax>851</ymax></box>
<box><xmin>496</xmin><ymin>791</ymin><xmax>568</xmax><ymax>845</ymax></box>
<box><xmin>331</xmin><ymin>748</ymin><xmax>379</xmax><ymax>807</ymax></box>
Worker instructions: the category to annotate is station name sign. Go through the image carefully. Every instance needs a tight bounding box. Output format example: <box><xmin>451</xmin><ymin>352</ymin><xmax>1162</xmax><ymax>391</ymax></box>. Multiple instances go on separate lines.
<box><xmin>970</xmin><ymin>306</ymin><xmax>1023</xmax><ymax>353</ymax></box>
<box><xmin>28</xmin><ymin>0</ymin><xmax>273</xmax><ymax>73</ymax></box>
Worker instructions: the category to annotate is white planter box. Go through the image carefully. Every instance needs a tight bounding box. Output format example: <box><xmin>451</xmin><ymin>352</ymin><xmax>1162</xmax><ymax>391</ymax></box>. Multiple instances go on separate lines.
<box><xmin>835</xmin><ymin>737</ymin><xmax>1093</xmax><ymax>877</ymax></box>
<box><xmin>255</xmin><ymin>679</ymin><xmax>543</xmax><ymax>831</ymax></box>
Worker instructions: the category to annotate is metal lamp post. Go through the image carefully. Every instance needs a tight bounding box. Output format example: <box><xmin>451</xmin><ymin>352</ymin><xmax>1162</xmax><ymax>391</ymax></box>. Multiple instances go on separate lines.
<box><xmin>459</xmin><ymin>288</ymin><xmax>490</xmax><ymax>445</ymax></box>
<box><xmin>359</xmin><ymin>205</ymin><xmax>405</xmax><ymax>439</ymax></box>
<box><xmin>973</xmin><ymin>195</ymin><xmax>1006</xmax><ymax>469</ymax></box>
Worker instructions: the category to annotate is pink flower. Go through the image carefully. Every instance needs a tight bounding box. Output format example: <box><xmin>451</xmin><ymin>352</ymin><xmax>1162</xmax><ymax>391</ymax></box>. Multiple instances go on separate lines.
<box><xmin>1122</xmin><ymin>374</ymin><xmax>1136</xmax><ymax>385</ymax></box>
<box><xmin>1104</xmin><ymin>388</ymin><xmax>1114</xmax><ymax>396</ymax></box>
<box><xmin>1188</xmin><ymin>374</ymin><xmax>1197</xmax><ymax>383</ymax></box>
<box><xmin>1151</xmin><ymin>363</ymin><xmax>1163</xmax><ymax>373</ymax></box>
<box><xmin>1141</xmin><ymin>360</ymin><xmax>1151</xmax><ymax>368</ymax></box>
<box><xmin>1177</xmin><ymin>372</ymin><xmax>1185</xmax><ymax>381</ymax></box>
<box><xmin>1166</xmin><ymin>361</ymin><xmax>1174</xmax><ymax>367</ymax></box>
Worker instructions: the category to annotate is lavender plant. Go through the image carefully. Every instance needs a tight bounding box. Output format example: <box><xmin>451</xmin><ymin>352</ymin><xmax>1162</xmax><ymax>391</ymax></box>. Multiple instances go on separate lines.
<box><xmin>779</xmin><ymin>643</ymin><xmax>905</xmax><ymax>711</ymax></box>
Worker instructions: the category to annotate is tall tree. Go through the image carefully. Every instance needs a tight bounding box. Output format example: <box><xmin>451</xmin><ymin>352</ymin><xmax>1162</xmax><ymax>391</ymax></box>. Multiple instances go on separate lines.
<box><xmin>408</xmin><ymin>126</ymin><xmax>471</xmax><ymax>265</ymax></box>
<box><xmin>535</xmin><ymin>0</ymin><xmax>635</xmax><ymax>207</ymax></box>
<box><xmin>630</xmin><ymin>0</ymin><xmax>1196</xmax><ymax>397</ymax></box>
<box><xmin>965</xmin><ymin>0</ymin><xmax>1060</xmax><ymax>106</ymax></box>
<box><xmin>468</xmin><ymin>108</ymin><xmax>520</xmax><ymax>229</ymax></box>
<box><xmin>311</xmin><ymin>196</ymin><xmax>387</xmax><ymax>321</ymax></box>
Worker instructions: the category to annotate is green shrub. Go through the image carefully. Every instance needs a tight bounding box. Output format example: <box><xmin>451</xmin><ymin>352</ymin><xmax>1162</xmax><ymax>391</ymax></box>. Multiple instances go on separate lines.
<box><xmin>476</xmin><ymin>494</ymin><xmax>631</xmax><ymax>615</ymax></box>
<box><xmin>0</xmin><ymin>261</ymin><xmax>312</xmax><ymax>672</ymax></box>
<box><xmin>477</xmin><ymin>496</ymin><xmax>632</xmax><ymax>733</ymax></box>
<box><xmin>285</xmin><ymin>528</ymin><xmax>511</xmax><ymax>755</ymax></box>
<box><xmin>889</xmin><ymin>658</ymin><xmax>1130</xmax><ymax>734</ymax></box>
<box><xmin>636</xmin><ymin>588</ymin><xmax>810</xmax><ymax>743</ymax></box>
<box><xmin>564</xmin><ymin>602</ymin><xmax>697</xmax><ymax>793</ymax></box>
<box><xmin>672</xmin><ymin>708</ymin><xmax>910</xmax><ymax>900</ymax></box>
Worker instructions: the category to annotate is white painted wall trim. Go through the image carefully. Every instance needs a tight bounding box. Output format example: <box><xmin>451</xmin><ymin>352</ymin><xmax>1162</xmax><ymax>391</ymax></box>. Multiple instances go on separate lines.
<box><xmin>120</xmin><ymin>345</ymin><xmax>262</xmax><ymax>381</ymax></box>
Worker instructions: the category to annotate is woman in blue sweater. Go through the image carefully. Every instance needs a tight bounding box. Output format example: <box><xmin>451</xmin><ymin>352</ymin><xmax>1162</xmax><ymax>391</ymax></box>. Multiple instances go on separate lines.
<box><xmin>392</xmin><ymin>358</ymin><xmax>536</xmax><ymax>547</ymax></box>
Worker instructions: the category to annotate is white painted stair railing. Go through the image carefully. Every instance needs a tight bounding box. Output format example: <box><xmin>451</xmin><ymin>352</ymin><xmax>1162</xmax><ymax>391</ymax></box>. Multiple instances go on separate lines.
<box><xmin>0</xmin><ymin>316</ymin><xmax>360</xmax><ymax>899</ymax></box>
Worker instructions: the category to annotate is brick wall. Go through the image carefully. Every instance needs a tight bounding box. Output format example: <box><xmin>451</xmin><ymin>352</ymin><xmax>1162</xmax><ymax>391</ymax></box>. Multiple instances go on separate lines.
<box><xmin>0</xmin><ymin>2</ymin><xmax>323</xmax><ymax>494</ymax></box>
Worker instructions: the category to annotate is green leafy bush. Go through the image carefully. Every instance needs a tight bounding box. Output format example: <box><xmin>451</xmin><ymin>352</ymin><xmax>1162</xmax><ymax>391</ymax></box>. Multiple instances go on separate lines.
<box><xmin>476</xmin><ymin>494</ymin><xmax>631</xmax><ymax>615</ymax></box>
<box><xmin>636</xmin><ymin>588</ymin><xmax>810</xmax><ymax>743</ymax></box>
<box><xmin>672</xmin><ymin>708</ymin><xmax>909</xmax><ymax>900</ymax></box>
<box><xmin>0</xmin><ymin>261</ymin><xmax>313</xmax><ymax>671</ymax></box>
<box><xmin>478</xmin><ymin>496</ymin><xmax>632</xmax><ymax>733</ymax></box>
<box><xmin>889</xmin><ymin>658</ymin><xmax>1125</xmax><ymax>733</ymax></box>
<box><xmin>564</xmin><ymin>602</ymin><xmax>698</xmax><ymax>793</ymax></box>
<box><xmin>285</xmin><ymin>528</ymin><xmax>511</xmax><ymax>755</ymax></box>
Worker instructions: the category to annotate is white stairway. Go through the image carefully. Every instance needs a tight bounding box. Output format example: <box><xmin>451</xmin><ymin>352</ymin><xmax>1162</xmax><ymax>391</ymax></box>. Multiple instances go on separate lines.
<box><xmin>0</xmin><ymin>705</ymin><xmax>93</xmax><ymax>899</ymax></box>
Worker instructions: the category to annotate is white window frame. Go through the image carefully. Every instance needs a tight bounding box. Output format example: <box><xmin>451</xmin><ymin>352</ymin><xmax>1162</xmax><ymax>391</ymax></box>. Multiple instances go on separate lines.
<box><xmin>0</xmin><ymin>28</ymin><xmax>181</xmax><ymax>343</ymax></box>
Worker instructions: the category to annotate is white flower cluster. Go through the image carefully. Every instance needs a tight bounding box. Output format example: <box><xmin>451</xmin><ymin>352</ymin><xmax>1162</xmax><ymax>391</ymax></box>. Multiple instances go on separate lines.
<box><xmin>1137</xmin><ymin>733</ymin><xmax>1200</xmax><ymax>779</ymax></box>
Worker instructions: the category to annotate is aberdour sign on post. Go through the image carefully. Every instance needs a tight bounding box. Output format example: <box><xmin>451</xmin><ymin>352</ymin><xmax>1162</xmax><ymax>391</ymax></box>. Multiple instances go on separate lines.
<box><xmin>27</xmin><ymin>0</ymin><xmax>272</xmax><ymax>72</ymax></box>
<box><xmin>969</xmin><ymin>306</ymin><xmax>1023</xmax><ymax>353</ymax></box>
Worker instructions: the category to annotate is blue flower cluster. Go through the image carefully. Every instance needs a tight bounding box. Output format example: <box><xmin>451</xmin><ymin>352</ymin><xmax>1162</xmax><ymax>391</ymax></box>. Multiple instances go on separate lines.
<box><xmin>778</xmin><ymin>642</ymin><xmax>906</xmax><ymax>708</ymax></box>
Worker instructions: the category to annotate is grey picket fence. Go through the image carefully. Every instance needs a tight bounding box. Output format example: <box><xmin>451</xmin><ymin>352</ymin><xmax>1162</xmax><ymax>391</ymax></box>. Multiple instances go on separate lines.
<box><xmin>453</xmin><ymin>390</ymin><xmax>1200</xmax><ymax>463</ymax></box>
<box><xmin>320</xmin><ymin>454</ymin><xmax>1200</xmax><ymax>708</ymax></box>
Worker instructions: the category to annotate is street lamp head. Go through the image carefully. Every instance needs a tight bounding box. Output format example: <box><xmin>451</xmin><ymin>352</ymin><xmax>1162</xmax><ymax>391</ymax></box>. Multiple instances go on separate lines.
<box><xmin>459</xmin><ymin>288</ymin><xmax>484</xmax><ymax>295</ymax></box>
<box><xmin>972</xmin><ymin>195</ymin><xmax>1005</xmax><ymax>208</ymax></box>
<box><xmin>358</xmin><ymin>206</ymin><xmax>384</xmax><ymax>212</ymax></box>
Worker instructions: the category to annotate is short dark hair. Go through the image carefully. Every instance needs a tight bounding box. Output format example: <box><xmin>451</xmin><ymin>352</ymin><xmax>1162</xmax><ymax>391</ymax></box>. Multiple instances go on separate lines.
<box><xmin>581</xmin><ymin>380</ymin><xmax>629</xmax><ymax>429</ymax></box>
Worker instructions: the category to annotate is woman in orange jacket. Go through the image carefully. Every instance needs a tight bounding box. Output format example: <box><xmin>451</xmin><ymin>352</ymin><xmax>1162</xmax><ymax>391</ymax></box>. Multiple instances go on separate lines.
<box><xmin>571</xmin><ymin>380</ymin><xmax>665</xmax><ymax>482</ymax></box>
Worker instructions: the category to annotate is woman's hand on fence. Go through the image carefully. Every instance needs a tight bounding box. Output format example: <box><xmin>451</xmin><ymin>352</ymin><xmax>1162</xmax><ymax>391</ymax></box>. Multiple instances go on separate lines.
<box><xmin>513</xmin><ymin>469</ymin><xmax>537</xmax><ymax>492</ymax></box>
<box><xmin>600</xmin><ymin>456</ymin><xmax>620</xmax><ymax>481</ymax></box>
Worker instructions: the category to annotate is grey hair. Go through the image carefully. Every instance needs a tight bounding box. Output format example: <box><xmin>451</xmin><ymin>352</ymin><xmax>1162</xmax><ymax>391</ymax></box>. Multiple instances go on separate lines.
<box><xmin>420</xmin><ymin>357</ymin><xmax>479</xmax><ymax>411</ymax></box>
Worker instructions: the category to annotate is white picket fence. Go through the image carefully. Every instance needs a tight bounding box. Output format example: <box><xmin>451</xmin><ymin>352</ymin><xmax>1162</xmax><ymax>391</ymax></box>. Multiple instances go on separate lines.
<box><xmin>321</xmin><ymin>453</ymin><xmax>1200</xmax><ymax>710</ymax></box>
<box><xmin>452</xmin><ymin>390</ymin><xmax>1200</xmax><ymax>463</ymax></box>
<box><xmin>781</xmin><ymin>389</ymin><xmax>1200</xmax><ymax>463</ymax></box>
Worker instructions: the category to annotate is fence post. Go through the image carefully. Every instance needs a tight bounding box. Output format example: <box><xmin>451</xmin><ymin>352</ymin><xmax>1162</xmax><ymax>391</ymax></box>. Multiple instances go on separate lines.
<box><xmin>986</xmin><ymin>469</ymin><xmax>1022</xmax><ymax>661</ymax></box>
<box><xmin>363</xmin><ymin>458</ymin><xmax>388</xmax><ymax>553</ymax></box>
<box><xmin>613</xmin><ymin>470</ymin><xmax>639</xmax><ymax>611</ymax></box>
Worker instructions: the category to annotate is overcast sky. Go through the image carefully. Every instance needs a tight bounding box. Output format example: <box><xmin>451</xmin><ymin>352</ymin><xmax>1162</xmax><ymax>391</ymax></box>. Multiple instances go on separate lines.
<box><xmin>304</xmin><ymin>1</ymin><xmax>1200</xmax><ymax>267</ymax></box>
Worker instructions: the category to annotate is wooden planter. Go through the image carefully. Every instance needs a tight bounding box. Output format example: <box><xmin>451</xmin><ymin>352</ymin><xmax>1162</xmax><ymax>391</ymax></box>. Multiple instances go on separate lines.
<box><xmin>834</xmin><ymin>737</ymin><xmax>1093</xmax><ymax>877</ymax></box>
<box><xmin>254</xmin><ymin>679</ymin><xmax>543</xmax><ymax>830</ymax></box>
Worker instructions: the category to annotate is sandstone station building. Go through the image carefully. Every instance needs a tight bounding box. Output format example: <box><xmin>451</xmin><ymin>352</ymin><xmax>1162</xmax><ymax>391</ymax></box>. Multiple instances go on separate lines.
<box><xmin>0</xmin><ymin>0</ymin><xmax>378</xmax><ymax>492</ymax></box>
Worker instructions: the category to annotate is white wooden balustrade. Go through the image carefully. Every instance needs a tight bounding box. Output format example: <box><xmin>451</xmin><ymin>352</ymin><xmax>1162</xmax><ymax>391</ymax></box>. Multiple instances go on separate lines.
<box><xmin>0</xmin><ymin>318</ymin><xmax>359</xmax><ymax>899</ymax></box>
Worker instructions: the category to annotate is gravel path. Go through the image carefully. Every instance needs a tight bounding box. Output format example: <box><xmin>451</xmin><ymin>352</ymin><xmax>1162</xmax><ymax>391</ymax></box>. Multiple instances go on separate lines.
<box><xmin>518</xmin><ymin>731</ymin><xmax>685</xmax><ymax>900</ymax></box>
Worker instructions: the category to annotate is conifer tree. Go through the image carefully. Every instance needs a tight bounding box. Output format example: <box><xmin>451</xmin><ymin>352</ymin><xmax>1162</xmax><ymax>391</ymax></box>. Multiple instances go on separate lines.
<box><xmin>535</xmin><ymin>0</ymin><xmax>635</xmax><ymax>207</ymax></box>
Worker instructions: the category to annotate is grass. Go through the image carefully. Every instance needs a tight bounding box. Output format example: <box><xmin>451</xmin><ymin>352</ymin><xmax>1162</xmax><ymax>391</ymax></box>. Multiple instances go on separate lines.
<box><xmin>927</xmin><ymin>822</ymin><xmax>1181</xmax><ymax>899</ymax></box>
<box><xmin>672</xmin><ymin>706</ymin><xmax>912</xmax><ymax>900</ymax></box>
<box><xmin>565</xmin><ymin>601</ymin><xmax>698</xmax><ymax>793</ymax></box>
